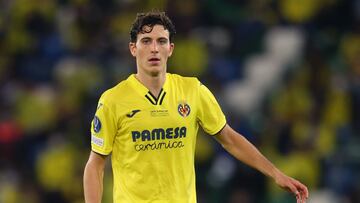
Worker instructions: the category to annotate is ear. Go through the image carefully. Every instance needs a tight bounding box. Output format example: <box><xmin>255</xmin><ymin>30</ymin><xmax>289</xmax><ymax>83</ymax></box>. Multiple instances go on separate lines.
<box><xmin>129</xmin><ymin>42</ymin><xmax>136</xmax><ymax>57</ymax></box>
<box><xmin>168</xmin><ymin>43</ymin><xmax>175</xmax><ymax>57</ymax></box>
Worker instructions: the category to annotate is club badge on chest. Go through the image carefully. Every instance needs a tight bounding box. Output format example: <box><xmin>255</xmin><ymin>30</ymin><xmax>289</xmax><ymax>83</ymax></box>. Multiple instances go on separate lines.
<box><xmin>178</xmin><ymin>102</ymin><xmax>191</xmax><ymax>117</ymax></box>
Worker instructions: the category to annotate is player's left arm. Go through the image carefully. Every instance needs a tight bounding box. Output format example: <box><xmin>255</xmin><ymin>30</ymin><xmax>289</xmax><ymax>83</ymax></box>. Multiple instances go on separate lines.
<box><xmin>215</xmin><ymin>124</ymin><xmax>309</xmax><ymax>203</ymax></box>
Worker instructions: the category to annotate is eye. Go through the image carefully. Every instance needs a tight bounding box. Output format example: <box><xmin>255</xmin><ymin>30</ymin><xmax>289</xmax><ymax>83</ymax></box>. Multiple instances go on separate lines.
<box><xmin>141</xmin><ymin>38</ymin><xmax>151</xmax><ymax>45</ymax></box>
<box><xmin>158</xmin><ymin>39</ymin><xmax>168</xmax><ymax>45</ymax></box>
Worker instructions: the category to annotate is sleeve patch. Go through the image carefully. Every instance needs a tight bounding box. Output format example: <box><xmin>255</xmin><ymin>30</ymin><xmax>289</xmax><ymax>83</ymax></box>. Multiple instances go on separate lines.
<box><xmin>91</xmin><ymin>134</ymin><xmax>104</xmax><ymax>147</ymax></box>
<box><xmin>93</xmin><ymin>116</ymin><xmax>102</xmax><ymax>133</ymax></box>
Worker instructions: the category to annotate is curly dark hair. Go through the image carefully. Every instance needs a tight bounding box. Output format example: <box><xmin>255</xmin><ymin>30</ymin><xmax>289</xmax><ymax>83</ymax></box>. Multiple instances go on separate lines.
<box><xmin>130</xmin><ymin>11</ymin><xmax>176</xmax><ymax>43</ymax></box>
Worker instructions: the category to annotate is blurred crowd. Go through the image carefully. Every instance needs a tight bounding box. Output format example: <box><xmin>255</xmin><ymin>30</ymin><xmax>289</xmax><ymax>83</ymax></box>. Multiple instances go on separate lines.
<box><xmin>0</xmin><ymin>0</ymin><xmax>360</xmax><ymax>203</ymax></box>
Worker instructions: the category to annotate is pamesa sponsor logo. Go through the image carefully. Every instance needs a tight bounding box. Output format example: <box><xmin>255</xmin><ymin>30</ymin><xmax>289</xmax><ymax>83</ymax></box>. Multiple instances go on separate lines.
<box><xmin>131</xmin><ymin>127</ymin><xmax>187</xmax><ymax>151</ymax></box>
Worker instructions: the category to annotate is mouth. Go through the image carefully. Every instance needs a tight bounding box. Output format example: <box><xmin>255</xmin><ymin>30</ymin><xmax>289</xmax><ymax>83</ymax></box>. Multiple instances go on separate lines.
<box><xmin>148</xmin><ymin>57</ymin><xmax>161</xmax><ymax>66</ymax></box>
<box><xmin>148</xmin><ymin>57</ymin><xmax>160</xmax><ymax>62</ymax></box>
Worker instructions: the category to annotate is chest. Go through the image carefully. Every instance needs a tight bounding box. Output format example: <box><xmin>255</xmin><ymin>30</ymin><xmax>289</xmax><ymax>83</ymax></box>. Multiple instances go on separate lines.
<box><xmin>118</xmin><ymin>89</ymin><xmax>197</xmax><ymax>134</ymax></box>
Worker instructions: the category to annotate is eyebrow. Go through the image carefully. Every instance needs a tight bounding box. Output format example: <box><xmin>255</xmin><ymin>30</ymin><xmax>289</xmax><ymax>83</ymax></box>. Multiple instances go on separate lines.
<box><xmin>158</xmin><ymin>37</ymin><xmax>168</xmax><ymax>41</ymax></box>
<box><xmin>140</xmin><ymin>37</ymin><xmax>151</xmax><ymax>41</ymax></box>
<box><xmin>139</xmin><ymin>37</ymin><xmax>169</xmax><ymax>41</ymax></box>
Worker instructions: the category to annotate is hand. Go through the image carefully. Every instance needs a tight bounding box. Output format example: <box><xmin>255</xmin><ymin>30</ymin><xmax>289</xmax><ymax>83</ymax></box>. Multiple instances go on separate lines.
<box><xmin>274</xmin><ymin>172</ymin><xmax>309</xmax><ymax>203</ymax></box>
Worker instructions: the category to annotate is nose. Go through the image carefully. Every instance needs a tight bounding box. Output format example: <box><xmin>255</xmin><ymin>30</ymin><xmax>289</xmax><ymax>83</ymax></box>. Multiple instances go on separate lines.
<box><xmin>151</xmin><ymin>41</ymin><xmax>159</xmax><ymax>53</ymax></box>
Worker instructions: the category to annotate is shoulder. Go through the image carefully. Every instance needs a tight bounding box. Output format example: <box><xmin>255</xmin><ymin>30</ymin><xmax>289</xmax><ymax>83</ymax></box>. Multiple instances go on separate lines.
<box><xmin>99</xmin><ymin>77</ymin><xmax>132</xmax><ymax>104</ymax></box>
<box><xmin>167</xmin><ymin>73</ymin><xmax>201</xmax><ymax>88</ymax></box>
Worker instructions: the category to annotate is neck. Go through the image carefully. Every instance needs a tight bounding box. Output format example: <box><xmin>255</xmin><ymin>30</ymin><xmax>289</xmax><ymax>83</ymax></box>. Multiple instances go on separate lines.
<box><xmin>135</xmin><ymin>71</ymin><xmax>166</xmax><ymax>97</ymax></box>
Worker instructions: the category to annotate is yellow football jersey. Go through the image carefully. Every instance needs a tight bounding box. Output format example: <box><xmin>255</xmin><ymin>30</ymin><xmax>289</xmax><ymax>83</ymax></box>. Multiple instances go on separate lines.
<box><xmin>90</xmin><ymin>73</ymin><xmax>226</xmax><ymax>203</ymax></box>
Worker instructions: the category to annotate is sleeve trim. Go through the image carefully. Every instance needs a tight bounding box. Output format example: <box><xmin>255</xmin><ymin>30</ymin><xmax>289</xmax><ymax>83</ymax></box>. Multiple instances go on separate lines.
<box><xmin>210</xmin><ymin>122</ymin><xmax>227</xmax><ymax>136</ymax></box>
<box><xmin>91</xmin><ymin>148</ymin><xmax>111</xmax><ymax>156</ymax></box>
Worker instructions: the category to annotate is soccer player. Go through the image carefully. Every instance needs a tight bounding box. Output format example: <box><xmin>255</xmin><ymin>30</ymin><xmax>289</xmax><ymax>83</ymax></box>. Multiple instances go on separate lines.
<box><xmin>83</xmin><ymin>11</ymin><xmax>309</xmax><ymax>203</ymax></box>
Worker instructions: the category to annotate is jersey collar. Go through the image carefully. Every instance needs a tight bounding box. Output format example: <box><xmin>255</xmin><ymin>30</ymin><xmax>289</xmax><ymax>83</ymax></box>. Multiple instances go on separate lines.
<box><xmin>128</xmin><ymin>73</ymin><xmax>169</xmax><ymax>105</ymax></box>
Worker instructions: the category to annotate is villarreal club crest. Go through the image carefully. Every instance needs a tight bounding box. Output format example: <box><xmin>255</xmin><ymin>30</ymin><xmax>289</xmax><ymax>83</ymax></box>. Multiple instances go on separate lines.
<box><xmin>178</xmin><ymin>103</ymin><xmax>191</xmax><ymax>117</ymax></box>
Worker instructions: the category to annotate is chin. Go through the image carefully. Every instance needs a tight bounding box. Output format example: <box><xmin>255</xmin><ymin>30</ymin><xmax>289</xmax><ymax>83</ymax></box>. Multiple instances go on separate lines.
<box><xmin>147</xmin><ymin>66</ymin><xmax>164</xmax><ymax>77</ymax></box>
<box><xmin>149</xmin><ymin>71</ymin><xmax>160</xmax><ymax>77</ymax></box>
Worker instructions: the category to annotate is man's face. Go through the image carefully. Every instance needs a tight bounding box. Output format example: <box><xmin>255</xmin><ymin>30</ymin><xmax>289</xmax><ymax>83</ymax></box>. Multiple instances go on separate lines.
<box><xmin>129</xmin><ymin>25</ymin><xmax>174</xmax><ymax>76</ymax></box>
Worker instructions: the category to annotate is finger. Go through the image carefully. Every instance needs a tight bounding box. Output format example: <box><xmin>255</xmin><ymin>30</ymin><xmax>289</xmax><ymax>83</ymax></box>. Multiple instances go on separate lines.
<box><xmin>295</xmin><ymin>187</ymin><xmax>304</xmax><ymax>203</ymax></box>
<box><xmin>288</xmin><ymin>183</ymin><xmax>300</xmax><ymax>197</ymax></box>
<box><xmin>296</xmin><ymin>191</ymin><xmax>301</xmax><ymax>201</ymax></box>
<box><xmin>296</xmin><ymin>194</ymin><xmax>301</xmax><ymax>203</ymax></box>
<box><xmin>291</xmin><ymin>187</ymin><xmax>300</xmax><ymax>202</ymax></box>
<box><xmin>294</xmin><ymin>181</ymin><xmax>309</xmax><ymax>199</ymax></box>
<box><xmin>294</xmin><ymin>187</ymin><xmax>303</xmax><ymax>202</ymax></box>
<box><xmin>301</xmin><ymin>189</ymin><xmax>309</xmax><ymax>203</ymax></box>
<box><xmin>301</xmin><ymin>193</ymin><xmax>307</xmax><ymax>203</ymax></box>
<box><xmin>301</xmin><ymin>190</ymin><xmax>308</xmax><ymax>202</ymax></box>
<box><xmin>289</xmin><ymin>184</ymin><xmax>303</xmax><ymax>203</ymax></box>
<box><xmin>303</xmin><ymin>185</ymin><xmax>309</xmax><ymax>199</ymax></box>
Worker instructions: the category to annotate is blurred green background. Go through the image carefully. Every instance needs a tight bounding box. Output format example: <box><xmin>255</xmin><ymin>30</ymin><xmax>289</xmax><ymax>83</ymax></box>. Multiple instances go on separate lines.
<box><xmin>0</xmin><ymin>0</ymin><xmax>360</xmax><ymax>202</ymax></box>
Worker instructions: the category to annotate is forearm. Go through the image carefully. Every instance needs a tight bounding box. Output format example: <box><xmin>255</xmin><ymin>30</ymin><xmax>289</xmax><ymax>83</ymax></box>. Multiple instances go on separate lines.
<box><xmin>84</xmin><ymin>159</ymin><xmax>104</xmax><ymax>203</ymax></box>
<box><xmin>216</xmin><ymin>125</ymin><xmax>309</xmax><ymax>202</ymax></box>
<box><xmin>216</xmin><ymin>125</ymin><xmax>281</xmax><ymax>179</ymax></box>
<box><xmin>225</xmin><ymin>133</ymin><xmax>279</xmax><ymax>177</ymax></box>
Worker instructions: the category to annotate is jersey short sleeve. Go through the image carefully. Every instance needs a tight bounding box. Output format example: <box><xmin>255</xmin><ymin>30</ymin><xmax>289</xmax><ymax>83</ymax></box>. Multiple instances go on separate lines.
<box><xmin>196</xmin><ymin>80</ymin><xmax>226</xmax><ymax>135</ymax></box>
<box><xmin>90</xmin><ymin>93</ymin><xmax>117</xmax><ymax>155</ymax></box>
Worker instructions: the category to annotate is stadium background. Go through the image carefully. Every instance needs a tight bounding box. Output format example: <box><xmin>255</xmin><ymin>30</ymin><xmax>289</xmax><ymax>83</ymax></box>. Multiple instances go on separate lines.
<box><xmin>0</xmin><ymin>0</ymin><xmax>359</xmax><ymax>202</ymax></box>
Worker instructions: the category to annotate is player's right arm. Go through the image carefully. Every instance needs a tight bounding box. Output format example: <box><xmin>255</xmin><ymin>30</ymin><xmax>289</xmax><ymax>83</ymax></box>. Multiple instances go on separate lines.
<box><xmin>84</xmin><ymin>151</ymin><xmax>107</xmax><ymax>203</ymax></box>
<box><xmin>84</xmin><ymin>92</ymin><xmax>117</xmax><ymax>202</ymax></box>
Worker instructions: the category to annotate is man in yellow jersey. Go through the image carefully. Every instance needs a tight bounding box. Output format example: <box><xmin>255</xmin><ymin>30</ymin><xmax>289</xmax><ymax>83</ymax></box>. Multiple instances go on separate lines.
<box><xmin>84</xmin><ymin>11</ymin><xmax>309</xmax><ymax>203</ymax></box>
